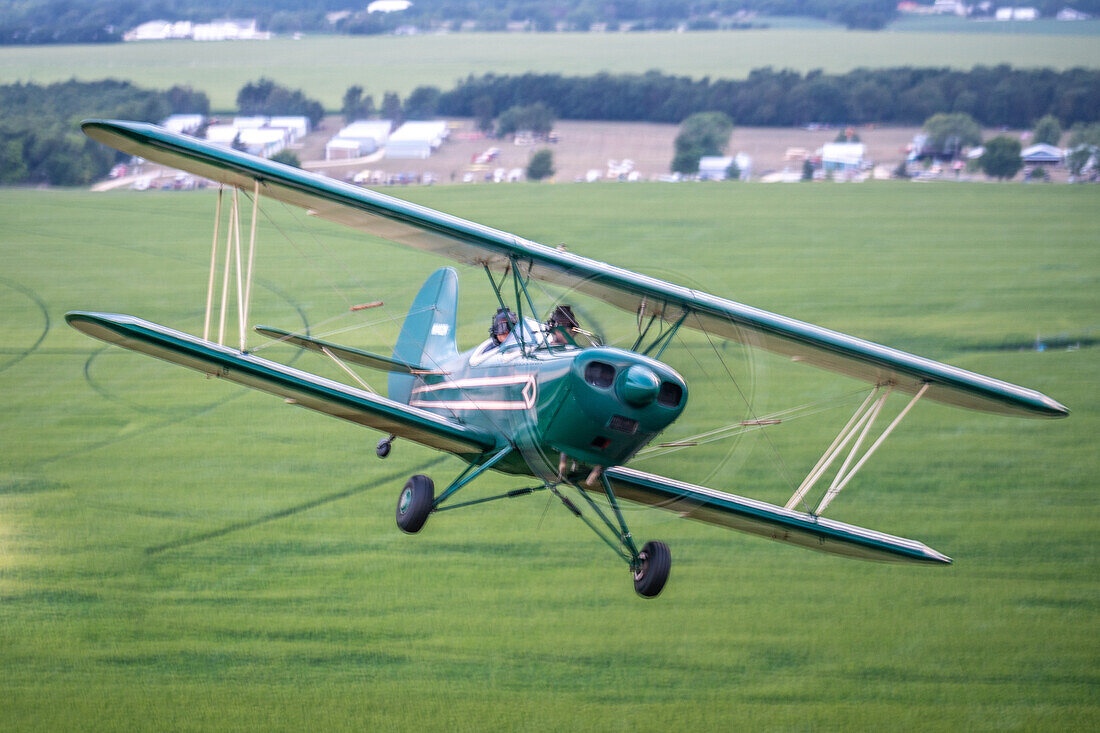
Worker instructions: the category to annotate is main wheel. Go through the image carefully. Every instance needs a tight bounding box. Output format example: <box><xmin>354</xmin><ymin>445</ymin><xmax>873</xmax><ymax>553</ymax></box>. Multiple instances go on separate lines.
<box><xmin>633</xmin><ymin>540</ymin><xmax>671</xmax><ymax>598</ymax></box>
<box><xmin>396</xmin><ymin>474</ymin><xmax>434</xmax><ymax>534</ymax></box>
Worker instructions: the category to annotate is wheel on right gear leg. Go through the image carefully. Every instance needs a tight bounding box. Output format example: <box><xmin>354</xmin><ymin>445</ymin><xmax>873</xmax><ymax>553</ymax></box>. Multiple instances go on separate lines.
<box><xmin>633</xmin><ymin>540</ymin><xmax>671</xmax><ymax>598</ymax></box>
<box><xmin>396</xmin><ymin>474</ymin><xmax>434</xmax><ymax>533</ymax></box>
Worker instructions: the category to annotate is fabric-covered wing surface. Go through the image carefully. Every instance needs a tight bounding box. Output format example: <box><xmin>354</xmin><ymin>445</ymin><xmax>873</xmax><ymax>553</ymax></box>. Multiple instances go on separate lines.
<box><xmin>602</xmin><ymin>466</ymin><xmax>951</xmax><ymax>565</ymax></box>
<box><xmin>66</xmin><ymin>312</ymin><xmax>498</xmax><ymax>457</ymax></box>
<box><xmin>82</xmin><ymin>119</ymin><xmax>1067</xmax><ymax>419</ymax></box>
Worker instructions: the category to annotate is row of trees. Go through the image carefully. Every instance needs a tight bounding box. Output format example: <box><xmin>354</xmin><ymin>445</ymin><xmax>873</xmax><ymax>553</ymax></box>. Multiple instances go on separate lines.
<box><xmin>0</xmin><ymin>80</ymin><xmax>208</xmax><ymax>185</ymax></box>
<box><xmin>435</xmin><ymin>67</ymin><xmax>1100</xmax><ymax>130</ymax></box>
<box><xmin>1</xmin><ymin>0</ymin><xmax>1013</xmax><ymax>43</ymax></box>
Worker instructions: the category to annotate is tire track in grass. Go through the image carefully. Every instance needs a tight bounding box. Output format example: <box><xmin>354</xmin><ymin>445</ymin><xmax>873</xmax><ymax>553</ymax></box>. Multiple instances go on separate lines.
<box><xmin>0</xmin><ymin>277</ymin><xmax>50</xmax><ymax>374</ymax></box>
<box><xmin>36</xmin><ymin>278</ymin><xmax>311</xmax><ymax>468</ymax></box>
<box><xmin>144</xmin><ymin>455</ymin><xmax>451</xmax><ymax>555</ymax></box>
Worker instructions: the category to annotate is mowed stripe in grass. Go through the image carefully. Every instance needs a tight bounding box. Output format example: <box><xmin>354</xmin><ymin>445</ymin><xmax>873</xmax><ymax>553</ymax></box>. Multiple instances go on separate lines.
<box><xmin>0</xmin><ymin>183</ymin><xmax>1096</xmax><ymax>730</ymax></box>
<box><xmin>1</xmin><ymin>29</ymin><xmax>1098</xmax><ymax>109</ymax></box>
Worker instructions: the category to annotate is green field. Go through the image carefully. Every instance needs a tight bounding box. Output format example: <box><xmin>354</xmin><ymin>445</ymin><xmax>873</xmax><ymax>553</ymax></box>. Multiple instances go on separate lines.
<box><xmin>1</xmin><ymin>182</ymin><xmax>1097</xmax><ymax>729</ymax></box>
<box><xmin>2</xmin><ymin>29</ymin><xmax>1098</xmax><ymax>110</ymax></box>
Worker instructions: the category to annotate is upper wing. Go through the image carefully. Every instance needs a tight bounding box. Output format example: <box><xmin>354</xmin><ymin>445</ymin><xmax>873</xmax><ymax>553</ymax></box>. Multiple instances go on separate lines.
<box><xmin>601</xmin><ymin>466</ymin><xmax>951</xmax><ymax>565</ymax></box>
<box><xmin>82</xmin><ymin>119</ymin><xmax>1068</xmax><ymax>419</ymax></box>
<box><xmin>66</xmin><ymin>311</ymin><xmax>497</xmax><ymax>458</ymax></box>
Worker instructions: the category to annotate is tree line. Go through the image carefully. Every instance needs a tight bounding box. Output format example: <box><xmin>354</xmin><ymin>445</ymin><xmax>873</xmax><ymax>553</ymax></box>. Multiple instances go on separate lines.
<box><xmin>0</xmin><ymin>80</ymin><xmax>208</xmax><ymax>185</ymax></box>
<box><xmin>7</xmin><ymin>0</ymin><xmax>1100</xmax><ymax>44</ymax></box>
<box><xmin>432</xmin><ymin>67</ymin><xmax>1100</xmax><ymax>130</ymax></box>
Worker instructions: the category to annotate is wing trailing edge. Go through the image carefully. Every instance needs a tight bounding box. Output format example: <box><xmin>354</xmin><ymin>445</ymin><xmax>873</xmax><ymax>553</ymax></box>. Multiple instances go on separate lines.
<box><xmin>66</xmin><ymin>312</ymin><xmax>497</xmax><ymax>457</ymax></box>
<box><xmin>603</xmin><ymin>466</ymin><xmax>952</xmax><ymax>565</ymax></box>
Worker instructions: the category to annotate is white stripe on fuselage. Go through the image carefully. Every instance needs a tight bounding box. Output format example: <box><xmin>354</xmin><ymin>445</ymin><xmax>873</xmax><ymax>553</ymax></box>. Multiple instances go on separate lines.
<box><xmin>409</xmin><ymin>373</ymin><xmax>537</xmax><ymax>411</ymax></box>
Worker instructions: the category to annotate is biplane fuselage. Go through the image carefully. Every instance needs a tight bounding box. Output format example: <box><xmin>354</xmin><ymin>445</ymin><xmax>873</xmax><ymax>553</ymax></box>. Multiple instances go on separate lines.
<box><xmin>409</xmin><ymin>340</ymin><xmax>687</xmax><ymax>476</ymax></box>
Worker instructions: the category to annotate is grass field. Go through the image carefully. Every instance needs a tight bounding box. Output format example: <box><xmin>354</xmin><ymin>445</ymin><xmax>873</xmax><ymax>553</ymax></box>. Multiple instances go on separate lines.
<box><xmin>1</xmin><ymin>182</ymin><xmax>1097</xmax><ymax>730</ymax></box>
<box><xmin>2</xmin><ymin>29</ymin><xmax>1098</xmax><ymax>110</ymax></box>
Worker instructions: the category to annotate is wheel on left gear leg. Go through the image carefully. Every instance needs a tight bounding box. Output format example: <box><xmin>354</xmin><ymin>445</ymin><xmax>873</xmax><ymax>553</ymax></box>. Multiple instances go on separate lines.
<box><xmin>396</xmin><ymin>474</ymin><xmax>434</xmax><ymax>534</ymax></box>
<box><xmin>633</xmin><ymin>540</ymin><xmax>671</xmax><ymax>598</ymax></box>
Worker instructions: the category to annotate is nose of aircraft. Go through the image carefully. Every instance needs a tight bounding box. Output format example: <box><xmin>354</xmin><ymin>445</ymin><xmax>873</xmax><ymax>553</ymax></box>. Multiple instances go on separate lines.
<box><xmin>619</xmin><ymin>364</ymin><xmax>662</xmax><ymax>407</ymax></box>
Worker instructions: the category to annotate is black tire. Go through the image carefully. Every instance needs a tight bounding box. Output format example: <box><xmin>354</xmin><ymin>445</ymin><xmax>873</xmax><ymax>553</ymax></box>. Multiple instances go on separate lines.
<box><xmin>633</xmin><ymin>540</ymin><xmax>671</xmax><ymax>598</ymax></box>
<box><xmin>396</xmin><ymin>475</ymin><xmax>434</xmax><ymax>534</ymax></box>
<box><xmin>376</xmin><ymin>438</ymin><xmax>391</xmax><ymax>458</ymax></box>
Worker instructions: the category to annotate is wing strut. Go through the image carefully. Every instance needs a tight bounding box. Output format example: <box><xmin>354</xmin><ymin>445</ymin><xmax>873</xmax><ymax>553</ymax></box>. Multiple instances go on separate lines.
<box><xmin>785</xmin><ymin>383</ymin><xmax>929</xmax><ymax>514</ymax></box>
<box><xmin>202</xmin><ymin>181</ymin><xmax>261</xmax><ymax>351</ymax></box>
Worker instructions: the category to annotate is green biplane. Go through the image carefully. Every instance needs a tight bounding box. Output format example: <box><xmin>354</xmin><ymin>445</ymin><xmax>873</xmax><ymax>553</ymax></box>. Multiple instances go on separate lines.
<box><xmin>68</xmin><ymin>120</ymin><xmax>1068</xmax><ymax>598</ymax></box>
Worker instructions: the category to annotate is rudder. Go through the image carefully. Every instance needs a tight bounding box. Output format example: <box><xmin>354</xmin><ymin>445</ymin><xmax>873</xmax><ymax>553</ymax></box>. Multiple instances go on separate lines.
<box><xmin>388</xmin><ymin>267</ymin><xmax>459</xmax><ymax>403</ymax></box>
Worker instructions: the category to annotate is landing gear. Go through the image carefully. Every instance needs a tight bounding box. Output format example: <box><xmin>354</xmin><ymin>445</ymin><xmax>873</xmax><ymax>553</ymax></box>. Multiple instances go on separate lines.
<box><xmin>632</xmin><ymin>540</ymin><xmax>671</xmax><ymax>598</ymax></box>
<box><xmin>376</xmin><ymin>435</ymin><xmax>394</xmax><ymax>458</ymax></box>
<box><xmin>396</xmin><ymin>474</ymin><xmax>434</xmax><ymax>533</ymax></box>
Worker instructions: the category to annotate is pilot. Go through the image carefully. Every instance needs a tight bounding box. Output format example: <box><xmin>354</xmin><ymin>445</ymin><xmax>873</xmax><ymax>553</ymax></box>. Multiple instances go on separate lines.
<box><xmin>490</xmin><ymin>307</ymin><xmax>517</xmax><ymax>348</ymax></box>
<box><xmin>546</xmin><ymin>304</ymin><xmax>579</xmax><ymax>346</ymax></box>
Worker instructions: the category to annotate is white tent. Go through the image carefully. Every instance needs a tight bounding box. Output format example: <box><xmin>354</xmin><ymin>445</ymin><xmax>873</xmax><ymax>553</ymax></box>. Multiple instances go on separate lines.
<box><xmin>386</xmin><ymin>121</ymin><xmax>449</xmax><ymax>159</ymax></box>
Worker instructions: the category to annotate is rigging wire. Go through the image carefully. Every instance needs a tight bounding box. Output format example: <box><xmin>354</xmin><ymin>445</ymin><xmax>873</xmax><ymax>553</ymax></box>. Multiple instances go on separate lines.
<box><xmin>692</xmin><ymin>313</ymin><xmax>801</xmax><ymax>495</ymax></box>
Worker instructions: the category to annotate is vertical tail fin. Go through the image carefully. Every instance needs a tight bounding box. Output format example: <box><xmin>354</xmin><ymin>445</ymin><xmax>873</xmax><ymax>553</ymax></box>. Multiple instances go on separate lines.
<box><xmin>388</xmin><ymin>267</ymin><xmax>459</xmax><ymax>403</ymax></box>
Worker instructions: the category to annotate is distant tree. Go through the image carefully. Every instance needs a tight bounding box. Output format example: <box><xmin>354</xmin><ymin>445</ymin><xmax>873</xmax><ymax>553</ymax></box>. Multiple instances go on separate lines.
<box><xmin>527</xmin><ymin>149</ymin><xmax>555</xmax><ymax>181</ymax></box>
<box><xmin>166</xmin><ymin>85</ymin><xmax>209</xmax><ymax>115</ymax></box>
<box><xmin>405</xmin><ymin>86</ymin><xmax>441</xmax><ymax>119</ymax></box>
<box><xmin>834</xmin><ymin>128</ymin><xmax>860</xmax><ymax>143</ymax></box>
<box><xmin>979</xmin><ymin>136</ymin><xmax>1023</xmax><ymax>180</ymax></box>
<box><xmin>236</xmin><ymin>78</ymin><xmax>323</xmax><ymax>126</ymax></box>
<box><xmin>496</xmin><ymin>103</ymin><xmax>556</xmax><ymax>138</ymax></box>
<box><xmin>0</xmin><ymin>139</ymin><xmax>27</xmax><ymax>183</ymax></box>
<box><xmin>473</xmin><ymin>95</ymin><xmax>495</xmax><ymax>133</ymax></box>
<box><xmin>269</xmin><ymin>150</ymin><xmax>301</xmax><ymax>168</ymax></box>
<box><xmin>381</xmin><ymin>91</ymin><xmax>404</xmax><ymax>126</ymax></box>
<box><xmin>670</xmin><ymin>111</ymin><xmax>733</xmax><ymax>175</ymax></box>
<box><xmin>342</xmin><ymin>85</ymin><xmax>375</xmax><ymax>123</ymax></box>
<box><xmin>1032</xmin><ymin>114</ymin><xmax>1063</xmax><ymax>146</ymax></box>
<box><xmin>725</xmin><ymin>160</ymin><xmax>741</xmax><ymax>181</ymax></box>
<box><xmin>922</xmin><ymin>112</ymin><xmax>982</xmax><ymax>159</ymax></box>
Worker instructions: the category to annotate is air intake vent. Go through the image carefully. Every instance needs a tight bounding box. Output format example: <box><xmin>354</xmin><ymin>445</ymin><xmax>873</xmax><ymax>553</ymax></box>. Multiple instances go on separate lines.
<box><xmin>584</xmin><ymin>361</ymin><xmax>615</xmax><ymax>388</ymax></box>
<box><xmin>608</xmin><ymin>414</ymin><xmax>638</xmax><ymax>434</ymax></box>
<box><xmin>657</xmin><ymin>381</ymin><xmax>683</xmax><ymax>407</ymax></box>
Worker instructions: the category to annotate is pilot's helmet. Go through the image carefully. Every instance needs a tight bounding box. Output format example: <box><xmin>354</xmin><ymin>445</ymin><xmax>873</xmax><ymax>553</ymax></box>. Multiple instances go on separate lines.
<box><xmin>547</xmin><ymin>304</ymin><xmax>578</xmax><ymax>331</ymax></box>
<box><xmin>490</xmin><ymin>307</ymin><xmax>516</xmax><ymax>340</ymax></box>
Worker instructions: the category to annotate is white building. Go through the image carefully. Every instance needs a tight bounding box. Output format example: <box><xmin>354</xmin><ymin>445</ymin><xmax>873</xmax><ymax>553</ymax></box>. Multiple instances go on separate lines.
<box><xmin>192</xmin><ymin>19</ymin><xmax>271</xmax><ymax>41</ymax></box>
<box><xmin>232</xmin><ymin>116</ymin><xmax>269</xmax><ymax>129</ymax></box>
<box><xmin>325</xmin><ymin>139</ymin><xmax>364</xmax><ymax>160</ymax></box>
<box><xmin>385</xmin><ymin>121</ymin><xmax>449</xmax><ymax>159</ymax></box>
<box><xmin>161</xmin><ymin>114</ymin><xmax>205</xmax><ymax>135</ymax></box>
<box><xmin>268</xmin><ymin>117</ymin><xmax>311</xmax><ymax>142</ymax></box>
<box><xmin>698</xmin><ymin>153</ymin><xmax>753</xmax><ymax>181</ymax></box>
<box><xmin>330</xmin><ymin>120</ymin><xmax>394</xmax><ymax>158</ymax></box>
<box><xmin>237</xmin><ymin>128</ymin><xmax>288</xmax><ymax>157</ymax></box>
<box><xmin>821</xmin><ymin>143</ymin><xmax>866</xmax><ymax>172</ymax></box>
<box><xmin>995</xmin><ymin>6</ymin><xmax>1039</xmax><ymax>19</ymax></box>
<box><xmin>367</xmin><ymin>0</ymin><xmax>412</xmax><ymax>11</ymax></box>
<box><xmin>124</xmin><ymin>18</ymin><xmax>269</xmax><ymax>41</ymax></box>
<box><xmin>205</xmin><ymin>124</ymin><xmax>241</xmax><ymax>146</ymax></box>
<box><xmin>123</xmin><ymin>20</ymin><xmax>192</xmax><ymax>41</ymax></box>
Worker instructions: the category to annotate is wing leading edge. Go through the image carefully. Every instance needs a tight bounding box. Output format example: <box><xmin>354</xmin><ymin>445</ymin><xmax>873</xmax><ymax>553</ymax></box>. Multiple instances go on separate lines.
<box><xmin>81</xmin><ymin>119</ymin><xmax>1067</xmax><ymax>420</ymax></box>
<box><xmin>66</xmin><ymin>312</ymin><xmax>497</xmax><ymax>457</ymax></box>
<box><xmin>602</xmin><ymin>466</ymin><xmax>951</xmax><ymax>565</ymax></box>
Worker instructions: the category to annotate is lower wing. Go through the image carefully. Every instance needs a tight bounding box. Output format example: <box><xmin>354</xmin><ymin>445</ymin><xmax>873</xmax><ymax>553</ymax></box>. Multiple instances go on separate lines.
<box><xmin>602</xmin><ymin>466</ymin><xmax>951</xmax><ymax>565</ymax></box>
<box><xmin>66</xmin><ymin>311</ymin><xmax>497</xmax><ymax>458</ymax></box>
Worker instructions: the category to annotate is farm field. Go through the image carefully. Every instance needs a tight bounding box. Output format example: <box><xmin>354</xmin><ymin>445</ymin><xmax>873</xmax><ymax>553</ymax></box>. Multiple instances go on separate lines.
<box><xmin>1</xmin><ymin>183</ymin><xmax>1097</xmax><ymax>730</ymax></box>
<box><xmin>1</xmin><ymin>29</ymin><xmax>1099</xmax><ymax>110</ymax></box>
